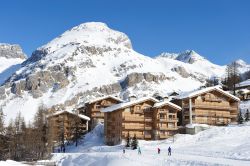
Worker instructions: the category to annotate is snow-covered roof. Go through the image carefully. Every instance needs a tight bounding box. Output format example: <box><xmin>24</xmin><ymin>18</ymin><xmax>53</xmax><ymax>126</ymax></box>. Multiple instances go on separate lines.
<box><xmin>47</xmin><ymin>110</ymin><xmax>90</xmax><ymax>121</ymax></box>
<box><xmin>101</xmin><ymin>97</ymin><xmax>159</xmax><ymax>113</ymax></box>
<box><xmin>236</xmin><ymin>79</ymin><xmax>250</xmax><ymax>88</ymax></box>
<box><xmin>87</xmin><ymin>95</ymin><xmax>123</xmax><ymax>104</ymax></box>
<box><xmin>153</xmin><ymin>101</ymin><xmax>181</xmax><ymax>110</ymax></box>
<box><xmin>176</xmin><ymin>85</ymin><xmax>240</xmax><ymax>101</ymax></box>
<box><xmin>237</xmin><ymin>89</ymin><xmax>250</xmax><ymax>94</ymax></box>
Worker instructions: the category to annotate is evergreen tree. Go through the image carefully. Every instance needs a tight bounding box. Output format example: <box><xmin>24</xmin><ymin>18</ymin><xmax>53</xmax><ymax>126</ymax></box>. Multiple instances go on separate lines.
<box><xmin>238</xmin><ymin>110</ymin><xmax>244</xmax><ymax>124</ymax></box>
<box><xmin>0</xmin><ymin>108</ymin><xmax>7</xmax><ymax>160</ymax></box>
<box><xmin>0</xmin><ymin>108</ymin><xmax>4</xmax><ymax>133</ymax></box>
<box><xmin>131</xmin><ymin>134</ymin><xmax>138</xmax><ymax>150</ymax></box>
<box><xmin>245</xmin><ymin>109</ymin><xmax>249</xmax><ymax>122</ymax></box>
<box><xmin>125</xmin><ymin>132</ymin><xmax>131</xmax><ymax>147</ymax></box>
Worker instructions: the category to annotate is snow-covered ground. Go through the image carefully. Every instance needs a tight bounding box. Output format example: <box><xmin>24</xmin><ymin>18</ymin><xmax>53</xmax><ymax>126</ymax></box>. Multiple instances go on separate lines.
<box><xmin>0</xmin><ymin>160</ymin><xmax>27</xmax><ymax>166</ymax></box>
<box><xmin>47</xmin><ymin>122</ymin><xmax>250</xmax><ymax>166</ymax></box>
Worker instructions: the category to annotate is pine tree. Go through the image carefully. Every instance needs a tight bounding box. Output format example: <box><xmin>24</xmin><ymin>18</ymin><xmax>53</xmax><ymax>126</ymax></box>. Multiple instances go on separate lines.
<box><xmin>245</xmin><ymin>109</ymin><xmax>249</xmax><ymax>122</ymax></box>
<box><xmin>238</xmin><ymin>110</ymin><xmax>244</xmax><ymax>124</ymax></box>
<box><xmin>131</xmin><ymin>134</ymin><xmax>138</xmax><ymax>150</ymax></box>
<box><xmin>125</xmin><ymin>132</ymin><xmax>131</xmax><ymax>147</ymax></box>
<box><xmin>0</xmin><ymin>108</ymin><xmax>7</xmax><ymax>160</ymax></box>
<box><xmin>0</xmin><ymin>109</ymin><xmax>4</xmax><ymax>134</ymax></box>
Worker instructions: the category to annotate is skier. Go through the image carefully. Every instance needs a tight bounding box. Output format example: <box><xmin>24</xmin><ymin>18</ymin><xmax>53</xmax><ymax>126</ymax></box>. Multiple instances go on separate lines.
<box><xmin>158</xmin><ymin>148</ymin><xmax>160</xmax><ymax>154</ymax></box>
<box><xmin>138</xmin><ymin>147</ymin><xmax>141</xmax><ymax>155</ymax></box>
<box><xmin>123</xmin><ymin>148</ymin><xmax>125</xmax><ymax>154</ymax></box>
<box><xmin>63</xmin><ymin>147</ymin><xmax>65</xmax><ymax>153</ymax></box>
<box><xmin>168</xmin><ymin>146</ymin><xmax>171</xmax><ymax>156</ymax></box>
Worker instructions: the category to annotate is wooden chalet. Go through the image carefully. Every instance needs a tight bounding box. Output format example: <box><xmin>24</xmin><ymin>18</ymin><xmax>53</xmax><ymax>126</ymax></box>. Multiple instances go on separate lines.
<box><xmin>172</xmin><ymin>86</ymin><xmax>240</xmax><ymax>126</ymax></box>
<box><xmin>101</xmin><ymin>96</ymin><xmax>181</xmax><ymax>145</ymax></box>
<box><xmin>47</xmin><ymin>110</ymin><xmax>90</xmax><ymax>143</ymax></box>
<box><xmin>85</xmin><ymin>95</ymin><xmax>123</xmax><ymax>130</ymax></box>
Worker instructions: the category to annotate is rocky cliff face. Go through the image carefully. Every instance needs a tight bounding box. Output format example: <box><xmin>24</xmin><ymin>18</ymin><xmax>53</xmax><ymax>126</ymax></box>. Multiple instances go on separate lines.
<box><xmin>0</xmin><ymin>43</ymin><xmax>27</xmax><ymax>85</ymax></box>
<box><xmin>0</xmin><ymin>44</ymin><xmax>26</xmax><ymax>59</ymax></box>
<box><xmin>0</xmin><ymin>22</ymin><xmax>238</xmax><ymax>123</ymax></box>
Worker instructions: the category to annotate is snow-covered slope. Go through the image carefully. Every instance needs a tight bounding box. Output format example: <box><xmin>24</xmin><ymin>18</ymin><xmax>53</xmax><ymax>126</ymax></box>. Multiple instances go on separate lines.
<box><xmin>234</xmin><ymin>59</ymin><xmax>250</xmax><ymax>74</ymax></box>
<box><xmin>0</xmin><ymin>43</ymin><xmax>27</xmax><ymax>84</ymax></box>
<box><xmin>50</xmin><ymin>123</ymin><xmax>250</xmax><ymax>166</ymax></box>
<box><xmin>0</xmin><ymin>22</ymin><xmax>247</xmax><ymax>124</ymax></box>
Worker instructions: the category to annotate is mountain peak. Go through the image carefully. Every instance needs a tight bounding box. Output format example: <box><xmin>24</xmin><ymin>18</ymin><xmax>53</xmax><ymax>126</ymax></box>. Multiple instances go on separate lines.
<box><xmin>40</xmin><ymin>22</ymin><xmax>132</xmax><ymax>53</ymax></box>
<box><xmin>234</xmin><ymin>59</ymin><xmax>247</xmax><ymax>66</ymax></box>
<box><xmin>70</xmin><ymin>22</ymin><xmax>109</xmax><ymax>31</ymax></box>
<box><xmin>158</xmin><ymin>50</ymin><xmax>206</xmax><ymax>64</ymax></box>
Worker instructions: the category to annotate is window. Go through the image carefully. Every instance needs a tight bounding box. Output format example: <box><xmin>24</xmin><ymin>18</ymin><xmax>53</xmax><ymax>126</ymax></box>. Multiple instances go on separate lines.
<box><xmin>159</xmin><ymin>113</ymin><xmax>165</xmax><ymax>119</ymax></box>
<box><xmin>168</xmin><ymin>123</ymin><xmax>174</xmax><ymax>128</ymax></box>
<box><xmin>135</xmin><ymin>106</ymin><xmax>141</xmax><ymax>111</ymax></box>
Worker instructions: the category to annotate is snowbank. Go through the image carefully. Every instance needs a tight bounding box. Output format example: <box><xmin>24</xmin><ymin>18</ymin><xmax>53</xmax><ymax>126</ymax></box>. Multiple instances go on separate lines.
<box><xmin>51</xmin><ymin>123</ymin><xmax>250</xmax><ymax>166</ymax></box>
<box><xmin>0</xmin><ymin>160</ymin><xmax>27</xmax><ymax>166</ymax></box>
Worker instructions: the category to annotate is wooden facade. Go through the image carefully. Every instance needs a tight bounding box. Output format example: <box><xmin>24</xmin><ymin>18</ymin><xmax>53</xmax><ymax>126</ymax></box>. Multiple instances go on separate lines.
<box><xmin>85</xmin><ymin>96</ymin><xmax>123</xmax><ymax>130</ymax></box>
<box><xmin>172</xmin><ymin>87</ymin><xmax>239</xmax><ymax>126</ymax></box>
<box><xmin>47</xmin><ymin>111</ymin><xmax>89</xmax><ymax>143</ymax></box>
<box><xmin>102</xmin><ymin>98</ymin><xmax>181</xmax><ymax>145</ymax></box>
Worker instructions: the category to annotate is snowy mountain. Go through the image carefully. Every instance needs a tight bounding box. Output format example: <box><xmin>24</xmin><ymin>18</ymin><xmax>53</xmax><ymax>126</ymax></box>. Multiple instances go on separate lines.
<box><xmin>0</xmin><ymin>43</ymin><xmax>27</xmax><ymax>84</ymax></box>
<box><xmin>157</xmin><ymin>50</ymin><xmax>226</xmax><ymax>79</ymax></box>
<box><xmin>0</xmin><ymin>22</ymin><xmax>248</xmax><ymax>123</ymax></box>
<box><xmin>233</xmin><ymin>59</ymin><xmax>250</xmax><ymax>74</ymax></box>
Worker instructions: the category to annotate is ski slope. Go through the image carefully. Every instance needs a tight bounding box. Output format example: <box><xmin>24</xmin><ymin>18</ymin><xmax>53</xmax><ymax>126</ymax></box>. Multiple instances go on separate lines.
<box><xmin>49</xmin><ymin>123</ymin><xmax>250</xmax><ymax>166</ymax></box>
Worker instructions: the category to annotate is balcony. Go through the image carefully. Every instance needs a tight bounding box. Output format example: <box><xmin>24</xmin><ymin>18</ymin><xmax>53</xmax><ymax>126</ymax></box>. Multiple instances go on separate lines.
<box><xmin>183</xmin><ymin>104</ymin><xmax>237</xmax><ymax>111</ymax></box>
<box><xmin>159</xmin><ymin>126</ymin><xmax>178</xmax><ymax>130</ymax></box>
<box><xmin>92</xmin><ymin>113</ymin><xmax>104</xmax><ymax>118</ymax></box>
<box><xmin>92</xmin><ymin>109</ymin><xmax>100</xmax><ymax>113</ymax></box>
<box><xmin>123</xmin><ymin>117</ymin><xmax>144</xmax><ymax>122</ymax></box>
<box><xmin>145</xmin><ymin>126</ymin><xmax>152</xmax><ymax>130</ymax></box>
<box><xmin>158</xmin><ymin>118</ymin><xmax>178</xmax><ymax>122</ymax></box>
<box><xmin>144</xmin><ymin>134</ymin><xmax>152</xmax><ymax>139</ymax></box>
<box><xmin>195</xmin><ymin>113</ymin><xmax>231</xmax><ymax>118</ymax></box>
<box><xmin>159</xmin><ymin>134</ymin><xmax>169</xmax><ymax>139</ymax></box>
<box><xmin>145</xmin><ymin>118</ymin><xmax>152</xmax><ymax>122</ymax></box>
<box><xmin>122</xmin><ymin>125</ymin><xmax>144</xmax><ymax>130</ymax></box>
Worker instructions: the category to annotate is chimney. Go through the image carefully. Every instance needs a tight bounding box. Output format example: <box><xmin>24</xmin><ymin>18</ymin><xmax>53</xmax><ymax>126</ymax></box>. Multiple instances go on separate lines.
<box><xmin>163</xmin><ymin>95</ymin><xmax>168</xmax><ymax>102</ymax></box>
<box><xmin>129</xmin><ymin>94</ymin><xmax>137</xmax><ymax>101</ymax></box>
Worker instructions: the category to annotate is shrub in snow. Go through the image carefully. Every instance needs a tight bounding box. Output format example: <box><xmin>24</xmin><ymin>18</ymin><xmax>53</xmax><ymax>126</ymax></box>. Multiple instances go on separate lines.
<box><xmin>125</xmin><ymin>132</ymin><xmax>131</xmax><ymax>148</ymax></box>
<box><xmin>245</xmin><ymin>109</ymin><xmax>249</xmax><ymax>122</ymax></box>
<box><xmin>131</xmin><ymin>134</ymin><xmax>138</xmax><ymax>150</ymax></box>
<box><xmin>238</xmin><ymin>110</ymin><xmax>244</xmax><ymax>124</ymax></box>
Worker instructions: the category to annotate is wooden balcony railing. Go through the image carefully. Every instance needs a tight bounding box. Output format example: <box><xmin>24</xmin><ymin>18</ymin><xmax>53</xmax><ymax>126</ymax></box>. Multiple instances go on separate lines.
<box><xmin>144</xmin><ymin>134</ymin><xmax>152</xmax><ymax>139</ymax></box>
<box><xmin>122</xmin><ymin>125</ymin><xmax>144</xmax><ymax>130</ymax></box>
<box><xmin>145</xmin><ymin>126</ymin><xmax>152</xmax><ymax>130</ymax></box>
<box><xmin>123</xmin><ymin>117</ymin><xmax>144</xmax><ymax>122</ymax></box>
<box><xmin>183</xmin><ymin>104</ymin><xmax>237</xmax><ymax>111</ymax></box>
<box><xmin>159</xmin><ymin>126</ymin><xmax>178</xmax><ymax>130</ymax></box>
<box><xmin>159</xmin><ymin>134</ymin><xmax>169</xmax><ymax>139</ymax></box>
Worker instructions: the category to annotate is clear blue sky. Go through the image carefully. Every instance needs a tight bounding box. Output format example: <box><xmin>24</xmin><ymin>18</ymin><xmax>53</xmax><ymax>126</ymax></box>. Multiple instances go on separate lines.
<box><xmin>0</xmin><ymin>0</ymin><xmax>250</xmax><ymax>65</ymax></box>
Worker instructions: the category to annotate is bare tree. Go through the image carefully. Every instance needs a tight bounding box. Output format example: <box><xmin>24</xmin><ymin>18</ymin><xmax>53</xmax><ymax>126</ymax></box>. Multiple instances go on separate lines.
<box><xmin>224</xmin><ymin>62</ymin><xmax>240</xmax><ymax>95</ymax></box>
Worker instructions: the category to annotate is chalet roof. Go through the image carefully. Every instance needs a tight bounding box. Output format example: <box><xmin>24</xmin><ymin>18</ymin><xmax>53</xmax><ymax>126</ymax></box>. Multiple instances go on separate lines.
<box><xmin>176</xmin><ymin>85</ymin><xmax>240</xmax><ymax>101</ymax></box>
<box><xmin>237</xmin><ymin>89</ymin><xmax>250</xmax><ymax>94</ymax></box>
<box><xmin>87</xmin><ymin>95</ymin><xmax>123</xmax><ymax>104</ymax></box>
<box><xmin>47</xmin><ymin>110</ymin><xmax>90</xmax><ymax>121</ymax></box>
<box><xmin>236</xmin><ymin>79</ymin><xmax>250</xmax><ymax>88</ymax></box>
<box><xmin>153</xmin><ymin>101</ymin><xmax>181</xmax><ymax>110</ymax></box>
<box><xmin>101</xmin><ymin>97</ymin><xmax>159</xmax><ymax>113</ymax></box>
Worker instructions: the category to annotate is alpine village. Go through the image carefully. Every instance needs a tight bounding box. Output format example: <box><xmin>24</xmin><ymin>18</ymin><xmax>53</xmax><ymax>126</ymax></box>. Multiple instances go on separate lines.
<box><xmin>1</xmin><ymin>61</ymin><xmax>250</xmax><ymax>162</ymax></box>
